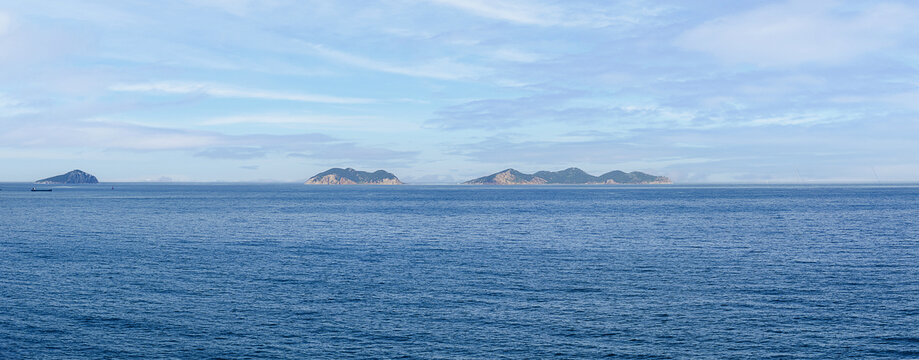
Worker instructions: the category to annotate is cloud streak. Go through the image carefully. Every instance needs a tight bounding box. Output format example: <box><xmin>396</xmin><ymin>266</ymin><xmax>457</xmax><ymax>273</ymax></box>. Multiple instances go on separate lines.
<box><xmin>676</xmin><ymin>1</ymin><xmax>919</xmax><ymax>66</ymax></box>
<box><xmin>0</xmin><ymin>12</ymin><xmax>11</xmax><ymax>35</ymax></box>
<box><xmin>428</xmin><ymin>0</ymin><xmax>656</xmax><ymax>28</ymax></box>
<box><xmin>0</xmin><ymin>93</ymin><xmax>39</xmax><ymax>117</ymax></box>
<box><xmin>198</xmin><ymin>113</ymin><xmax>376</xmax><ymax>126</ymax></box>
<box><xmin>110</xmin><ymin>81</ymin><xmax>375</xmax><ymax>104</ymax></box>
<box><xmin>304</xmin><ymin>43</ymin><xmax>487</xmax><ymax>80</ymax></box>
<box><xmin>0</xmin><ymin>119</ymin><xmax>417</xmax><ymax>163</ymax></box>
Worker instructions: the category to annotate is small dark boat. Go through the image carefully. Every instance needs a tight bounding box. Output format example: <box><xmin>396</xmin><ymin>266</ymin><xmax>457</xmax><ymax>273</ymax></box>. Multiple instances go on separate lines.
<box><xmin>31</xmin><ymin>188</ymin><xmax>52</xmax><ymax>192</ymax></box>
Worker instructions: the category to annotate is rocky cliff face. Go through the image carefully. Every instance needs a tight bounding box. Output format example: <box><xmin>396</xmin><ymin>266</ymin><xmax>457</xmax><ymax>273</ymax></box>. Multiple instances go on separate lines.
<box><xmin>306</xmin><ymin>174</ymin><xmax>358</xmax><ymax>185</ymax></box>
<box><xmin>492</xmin><ymin>170</ymin><xmax>547</xmax><ymax>185</ymax></box>
<box><xmin>463</xmin><ymin>169</ymin><xmax>547</xmax><ymax>185</ymax></box>
<box><xmin>304</xmin><ymin>168</ymin><xmax>403</xmax><ymax>185</ymax></box>
<box><xmin>464</xmin><ymin>168</ymin><xmax>671</xmax><ymax>185</ymax></box>
<box><xmin>35</xmin><ymin>170</ymin><xmax>99</xmax><ymax>184</ymax></box>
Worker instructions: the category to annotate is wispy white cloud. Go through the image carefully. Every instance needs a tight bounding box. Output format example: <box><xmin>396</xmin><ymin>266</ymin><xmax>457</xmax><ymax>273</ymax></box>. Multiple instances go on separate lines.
<box><xmin>182</xmin><ymin>0</ymin><xmax>290</xmax><ymax>16</ymax></box>
<box><xmin>0</xmin><ymin>121</ymin><xmax>222</xmax><ymax>150</ymax></box>
<box><xmin>676</xmin><ymin>0</ymin><xmax>919</xmax><ymax>66</ymax></box>
<box><xmin>198</xmin><ymin>113</ymin><xmax>421</xmax><ymax>132</ymax></box>
<box><xmin>0</xmin><ymin>119</ymin><xmax>417</xmax><ymax>164</ymax></box>
<box><xmin>830</xmin><ymin>90</ymin><xmax>919</xmax><ymax>111</ymax></box>
<box><xmin>0</xmin><ymin>12</ymin><xmax>11</xmax><ymax>35</ymax></box>
<box><xmin>746</xmin><ymin>113</ymin><xmax>845</xmax><ymax>127</ymax></box>
<box><xmin>185</xmin><ymin>0</ymin><xmax>261</xmax><ymax>16</ymax></box>
<box><xmin>492</xmin><ymin>48</ymin><xmax>543</xmax><ymax>63</ymax></box>
<box><xmin>429</xmin><ymin>90</ymin><xmax>855</xmax><ymax>132</ymax></box>
<box><xmin>195</xmin><ymin>146</ymin><xmax>267</xmax><ymax>159</ymax></box>
<box><xmin>428</xmin><ymin>92</ymin><xmax>700</xmax><ymax>131</ymax></box>
<box><xmin>1</xmin><ymin>1</ymin><xmax>144</xmax><ymax>29</ymax></box>
<box><xmin>199</xmin><ymin>114</ymin><xmax>376</xmax><ymax>126</ymax></box>
<box><xmin>110</xmin><ymin>81</ymin><xmax>374</xmax><ymax>104</ymax></box>
<box><xmin>380</xmin><ymin>27</ymin><xmax>438</xmax><ymax>41</ymax></box>
<box><xmin>882</xmin><ymin>91</ymin><xmax>919</xmax><ymax>111</ymax></box>
<box><xmin>429</xmin><ymin>0</ymin><xmax>560</xmax><ymax>26</ymax></box>
<box><xmin>99</xmin><ymin>42</ymin><xmax>337</xmax><ymax>77</ymax></box>
<box><xmin>0</xmin><ymin>14</ymin><xmax>90</xmax><ymax>68</ymax></box>
<box><xmin>0</xmin><ymin>93</ymin><xmax>39</xmax><ymax>117</ymax></box>
<box><xmin>450</xmin><ymin>136</ymin><xmax>677</xmax><ymax>170</ymax></box>
<box><xmin>0</xmin><ymin>94</ymin><xmax>21</xmax><ymax>107</ymax></box>
<box><xmin>428</xmin><ymin>0</ymin><xmax>660</xmax><ymax>27</ymax></box>
<box><xmin>304</xmin><ymin>42</ymin><xmax>487</xmax><ymax>80</ymax></box>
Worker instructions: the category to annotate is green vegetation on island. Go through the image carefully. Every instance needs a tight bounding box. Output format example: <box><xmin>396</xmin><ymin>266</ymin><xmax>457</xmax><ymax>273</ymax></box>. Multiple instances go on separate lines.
<box><xmin>305</xmin><ymin>168</ymin><xmax>403</xmax><ymax>185</ymax></box>
<box><xmin>464</xmin><ymin>168</ymin><xmax>671</xmax><ymax>185</ymax></box>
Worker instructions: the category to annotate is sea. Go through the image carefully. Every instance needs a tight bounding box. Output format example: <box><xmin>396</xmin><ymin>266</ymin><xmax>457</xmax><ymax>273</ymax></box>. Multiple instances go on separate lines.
<box><xmin>1</xmin><ymin>183</ymin><xmax>918</xmax><ymax>359</ymax></box>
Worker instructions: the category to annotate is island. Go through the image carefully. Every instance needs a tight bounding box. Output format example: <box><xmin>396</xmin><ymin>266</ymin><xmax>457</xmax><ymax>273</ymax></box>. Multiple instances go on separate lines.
<box><xmin>305</xmin><ymin>168</ymin><xmax>403</xmax><ymax>185</ymax></box>
<box><xmin>35</xmin><ymin>169</ymin><xmax>99</xmax><ymax>184</ymax></box>
<box><xmin>463</xmin><ymin>168</ymin><xmax>671</xmax><ymax>185</ymax></box>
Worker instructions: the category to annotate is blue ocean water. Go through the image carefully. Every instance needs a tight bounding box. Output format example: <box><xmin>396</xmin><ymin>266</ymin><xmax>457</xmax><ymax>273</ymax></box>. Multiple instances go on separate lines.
<box><xmin>1</xmin><ymin>183</ymin><xmax>918</xmax><ymax>359</ymax></box>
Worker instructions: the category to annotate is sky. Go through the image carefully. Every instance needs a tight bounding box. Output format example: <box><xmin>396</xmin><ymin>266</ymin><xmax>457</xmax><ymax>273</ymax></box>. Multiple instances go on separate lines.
<box><xmin>0</xmin><ymin>0</ymin><xmax>917</xmax><ymax>183</ymax></box>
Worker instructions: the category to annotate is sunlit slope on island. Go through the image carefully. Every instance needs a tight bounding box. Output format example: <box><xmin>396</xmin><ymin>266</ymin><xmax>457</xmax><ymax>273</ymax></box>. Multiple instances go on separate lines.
<box><xmin>305</xmin><ymin>168</ymin><xmax>403</xmax><ymax>185</ymax></box>
<box><xmin>464</xmin><ymin>168</ymin><xmax>671</xmax><ymax>185</ymax></box>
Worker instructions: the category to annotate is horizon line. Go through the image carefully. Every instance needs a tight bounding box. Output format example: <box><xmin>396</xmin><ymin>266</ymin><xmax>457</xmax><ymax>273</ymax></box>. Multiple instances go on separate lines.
<box><xmin>3</xmin><ymin>181</ymin><xmax>919</xmax><ymax>186</ymax></box>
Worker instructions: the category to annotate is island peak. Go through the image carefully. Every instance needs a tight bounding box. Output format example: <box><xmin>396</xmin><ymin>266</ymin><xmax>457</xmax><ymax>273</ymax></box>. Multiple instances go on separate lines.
<box><xmin>35</xmin><ymin>169</ymin><xmax>99</xmax><ymax>184</ymax></box>
<box><xmin>464</xmin><ymin>168</ymin><xmax>547</xmax><ymax>185</ymax></box>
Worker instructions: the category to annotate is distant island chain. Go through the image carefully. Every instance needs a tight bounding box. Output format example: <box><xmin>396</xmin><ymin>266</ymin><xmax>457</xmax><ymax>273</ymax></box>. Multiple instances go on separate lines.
<box><xmin>33</xmin><ymin>168</ymin><xmax>672</xmax><ymax>185</ymax></box>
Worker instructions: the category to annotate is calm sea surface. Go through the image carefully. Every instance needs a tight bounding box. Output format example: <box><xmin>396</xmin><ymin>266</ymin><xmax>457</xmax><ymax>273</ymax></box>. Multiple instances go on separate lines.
<box><xmin>1</xmin><ymin>184</ymin><xmax>918</xmax><ymax>358</ymax></box>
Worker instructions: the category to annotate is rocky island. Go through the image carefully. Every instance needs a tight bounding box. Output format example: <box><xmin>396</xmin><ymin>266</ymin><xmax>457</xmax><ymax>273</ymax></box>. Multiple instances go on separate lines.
<box><xmin>305</xmin><ymin>168</ymin><xmax>403</xmax><ymax>185</ymax></box>
<box><xmin>35</xmin><ymin>170</ymin><xmax>100</xmax><ymax>184</ymax></box>
<box><xmin>464</xmin><ymin>168</ymin><xmax>671</xmax><ymax>185</ymax></box>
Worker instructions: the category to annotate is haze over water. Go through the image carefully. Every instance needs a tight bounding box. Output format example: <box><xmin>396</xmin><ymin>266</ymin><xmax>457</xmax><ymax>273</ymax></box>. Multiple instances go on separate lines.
<box><xmin>2</xmin><ymin>184</ymin><xmax>918</xmax><ymax>358</ymax></box>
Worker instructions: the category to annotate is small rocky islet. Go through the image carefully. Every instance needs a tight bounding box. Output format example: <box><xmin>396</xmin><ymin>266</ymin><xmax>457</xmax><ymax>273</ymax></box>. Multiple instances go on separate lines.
<box><xmin>35</xmin><ymin>170</ymin><xmax>99</xmax><ymax>184</ymax></box>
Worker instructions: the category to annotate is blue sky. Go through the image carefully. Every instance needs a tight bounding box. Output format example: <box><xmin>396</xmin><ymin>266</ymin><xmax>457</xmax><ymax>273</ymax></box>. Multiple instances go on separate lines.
<box><xmin>1</xmin><ymin>0</ymin><xmax>917</xmax><ymax>183</ymax></box>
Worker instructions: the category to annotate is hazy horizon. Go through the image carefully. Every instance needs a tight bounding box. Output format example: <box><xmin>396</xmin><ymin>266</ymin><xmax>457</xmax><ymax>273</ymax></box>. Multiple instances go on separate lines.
<box><xmin>5</xmin><ymin>168</ymin><xmax>917</xmax><ymax>186</ymax></box>
<box><xmin>1</xmin><ymin>1</ymin><xmax>917</xmax><ymax>183</ymax></box>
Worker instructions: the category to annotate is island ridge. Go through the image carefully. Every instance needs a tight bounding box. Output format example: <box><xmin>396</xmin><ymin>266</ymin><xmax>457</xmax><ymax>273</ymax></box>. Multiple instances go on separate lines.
<box><xmin>305</xmin><ymin>168</ymin><xmax>403</xmax><ymax>185</ymax></box>
<box><xmin>464</xmin><ymin>168</ymin><xmax>671</xmax><ymax>185</ymax></box>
